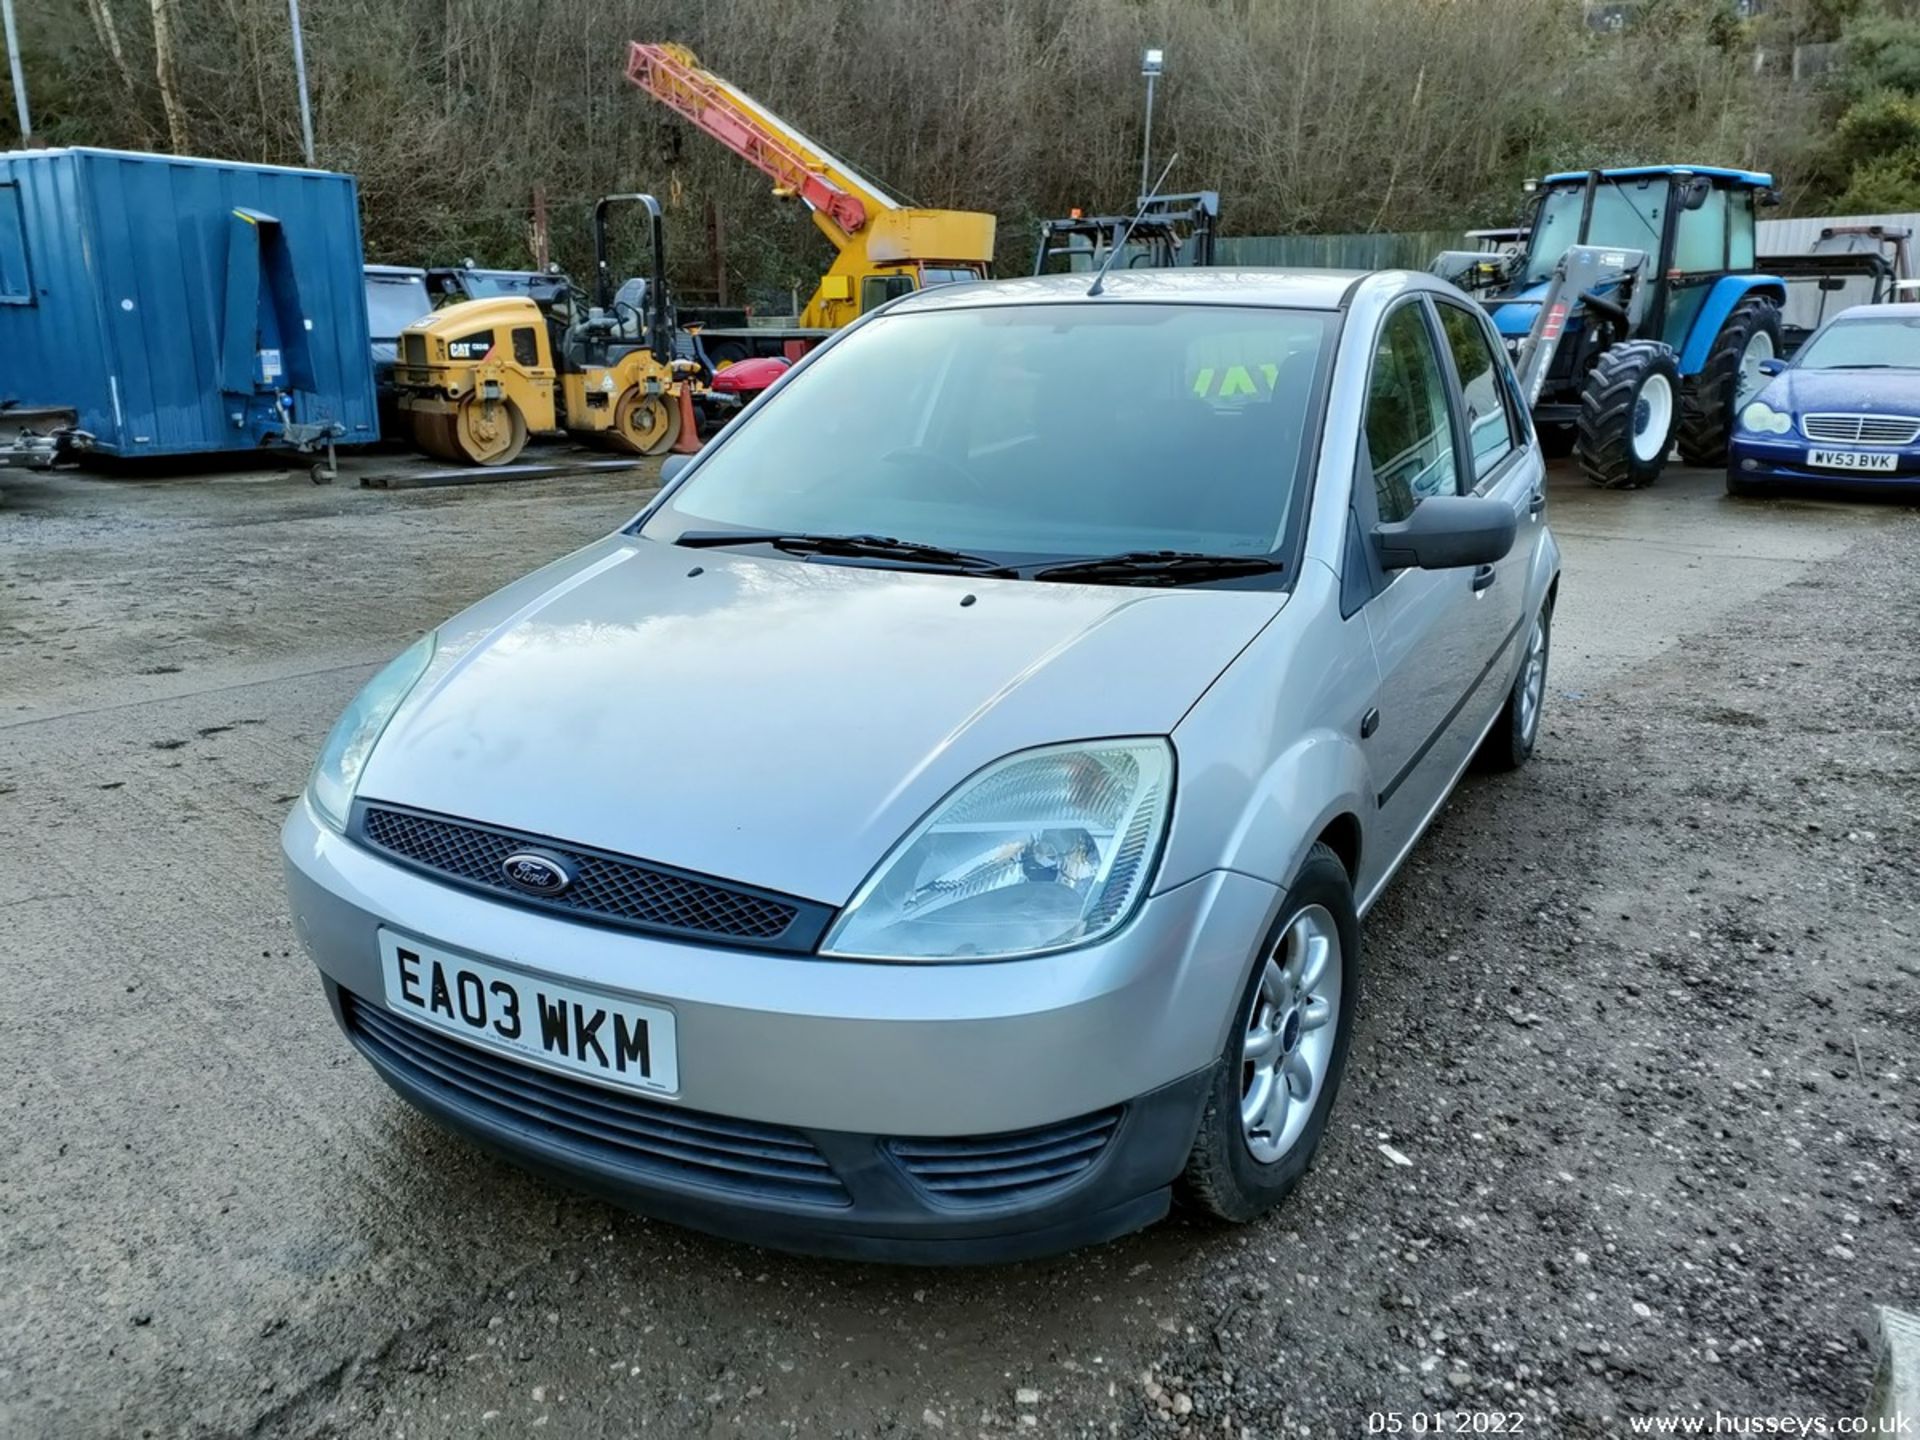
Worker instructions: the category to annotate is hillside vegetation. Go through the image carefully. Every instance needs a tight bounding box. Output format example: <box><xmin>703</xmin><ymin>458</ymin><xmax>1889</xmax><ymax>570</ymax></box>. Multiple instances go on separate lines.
<box><xmin>6</xmin><ymin>0</ymin><xmax>1915</xmax><ymax>301</ymax></box>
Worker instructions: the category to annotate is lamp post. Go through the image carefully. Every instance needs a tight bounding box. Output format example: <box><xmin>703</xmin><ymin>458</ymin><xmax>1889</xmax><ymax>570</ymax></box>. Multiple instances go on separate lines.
<box><xmin>1139</xmin><ymin>47</ymin><xmax>1164</xmax><ymax>203</ymax></box>
<box><xmin>288</xmin><ymin>0</ymin><xmax>316</xmax><ymax>165</ymax></box>
<box><xmin>2</xmin><ymin>0</ymin><xmax>31</xmax><ymax>144</ymax></box>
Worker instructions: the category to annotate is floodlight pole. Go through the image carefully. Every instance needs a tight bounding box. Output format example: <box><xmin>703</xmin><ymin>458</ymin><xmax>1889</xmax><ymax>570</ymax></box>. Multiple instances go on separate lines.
<box><xmin>288</xmin><ymin>0</ymin><xmax>316</xmax><ymax>164</ymax></box>
<box><xmin>2</xmin><ymin>0</ymin><xmax>31</xmax><ymax>144</ymax></box>
<box><xmin>1139</xmin><ymin>47</ymin><xmax>1164</xmax><ymax>203</ymax></box>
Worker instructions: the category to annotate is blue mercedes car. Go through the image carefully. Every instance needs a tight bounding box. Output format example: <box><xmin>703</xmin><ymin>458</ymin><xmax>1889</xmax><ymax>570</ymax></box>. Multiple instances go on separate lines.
<box><xmin>1728</xmin><ymin>302</ymin><xmax>1920</xmax><ymax>496</ymax></box>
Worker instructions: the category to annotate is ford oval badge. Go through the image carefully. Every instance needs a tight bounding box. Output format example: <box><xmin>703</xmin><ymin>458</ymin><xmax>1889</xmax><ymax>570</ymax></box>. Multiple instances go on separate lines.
<box><xmin>501</xmin><ymin>850</ymin><xmax>574</xmax><ymax>896</ymax></box>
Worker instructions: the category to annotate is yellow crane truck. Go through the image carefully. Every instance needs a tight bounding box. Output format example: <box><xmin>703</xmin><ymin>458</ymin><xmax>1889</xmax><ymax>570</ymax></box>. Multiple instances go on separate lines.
<box><xmin>392</xmin><ymin>195</ymin><xmax>701</xmax><ymax>465</ymax></box>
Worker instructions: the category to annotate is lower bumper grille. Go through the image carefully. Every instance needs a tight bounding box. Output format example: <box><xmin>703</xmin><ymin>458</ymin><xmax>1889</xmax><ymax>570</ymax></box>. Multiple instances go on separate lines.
<box><xmin>888</xmin><ymin>1108</ymin><xmax>1122</xmax><ymax>1205</ymax></box>
<box><xmin>345</xmin><ymin>997</ymin><xmax>850</xmax><ymax>1207</ymax></box>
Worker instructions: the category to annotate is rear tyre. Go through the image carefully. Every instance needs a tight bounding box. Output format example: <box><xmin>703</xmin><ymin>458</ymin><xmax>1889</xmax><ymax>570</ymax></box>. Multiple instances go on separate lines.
<box><xmin>1479</xmin><ymin>600</ymin><xmax>1552</xmax><ymax>772</ymax></box>
<box><xmin>1678</xmin><ymin>295</ymin><xmax>1782</xmax><ymax>466</ymax></box>
<box><xmin>1576</xmin><ymin>340</ymin><xmax>1681</xmax><ymax>490</ymax></box>
<box><xmin>1179</xmin><ymin>843</ymin><xmax>1359</xmax><ymax>1223</ymax></box>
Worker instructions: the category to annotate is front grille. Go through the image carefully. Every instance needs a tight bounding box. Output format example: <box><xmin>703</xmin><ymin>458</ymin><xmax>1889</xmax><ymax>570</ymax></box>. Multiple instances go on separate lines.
<box><xmin>1801</xmin><ymin>413</ymin><xmax>1920</xmax><ymax>446</ymax></box>
<box><xmin>357</xmin><ymin>804</ymin><xmax>826</xmax><ymax>950</ymax></box>
<box><xmin>887</xmin><ymin>1108</ymin><xmax>1122</xmax><ymax>1206</ymax></box>
<box><xmin>346</xmin><ymin>997</ymin><xmax>850</xmax><ymax>1206</ymax></box>
<box><xmin>402</xmin><ymin>332</ymin><xmax>428</xmax><ymax>367</ymax></box>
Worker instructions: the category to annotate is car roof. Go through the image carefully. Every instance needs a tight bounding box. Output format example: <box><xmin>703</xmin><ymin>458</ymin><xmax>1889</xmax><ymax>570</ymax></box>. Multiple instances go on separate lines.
<box><xmin>888</xmin><ymin>268</ymin><xmax>1433</xmax><ymax>315</ymax></box>
<box><xmin>1832</xmin><ymin>301</ymin><xmax>1920</xmax><ymax>320</ymax></box>
<box><xmin>1542</xmin><ymin>164</ymin><xmax>1773</xmax><ymax>187</ymax></box>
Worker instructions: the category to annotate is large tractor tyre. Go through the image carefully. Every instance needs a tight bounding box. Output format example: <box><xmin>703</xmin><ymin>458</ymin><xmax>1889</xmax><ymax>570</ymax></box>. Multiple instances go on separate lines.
<box><xmin>1575</xmin><ymin>340</ymin><xmax>1681</xmax><ymax>490</ymax></box>
<box><xmin>609</xmin><ymin>388</ymin><xmax>683</xmax><ymax>457</ymax></box>
<box><xmin>1676</xmin><ymin>295</ymin><xmax>1783</xmax><ymax>466</ymax></box>
<box><xmin>705</xmin><ymin>339</ymin><xmax>751</xmax><ymax>370</ymax></box>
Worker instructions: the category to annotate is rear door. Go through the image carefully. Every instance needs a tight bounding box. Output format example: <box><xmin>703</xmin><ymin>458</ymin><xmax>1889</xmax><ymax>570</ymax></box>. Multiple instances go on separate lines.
<box><xmin>1352</xmin><ymin>298</ymin><xmax>1487</xmax><ymax>865</ymax></box>
<box><xmin>1434</xmin><ymin>298</ymin><xmax>1535</xmax><ymax>674</ymax></box>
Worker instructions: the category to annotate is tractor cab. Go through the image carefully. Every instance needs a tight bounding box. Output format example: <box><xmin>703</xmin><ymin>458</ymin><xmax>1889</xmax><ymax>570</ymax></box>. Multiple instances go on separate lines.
<box><xmin>1494</xmin><ymin>166</ymin><xmax>1777</xmax><ymax>350</ymax></box>
<box><xmin>1434</xmin><ymin>165</ymin><xmax>1785</xmax><ymax>490</ymax></box>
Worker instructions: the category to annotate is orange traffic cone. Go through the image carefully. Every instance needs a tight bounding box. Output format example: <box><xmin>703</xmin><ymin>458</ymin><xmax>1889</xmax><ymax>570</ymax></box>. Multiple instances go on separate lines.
<box><xmin>672</xmin><ymin>384</ymin><xmax>702</xmax><ymax>454</ymax></box>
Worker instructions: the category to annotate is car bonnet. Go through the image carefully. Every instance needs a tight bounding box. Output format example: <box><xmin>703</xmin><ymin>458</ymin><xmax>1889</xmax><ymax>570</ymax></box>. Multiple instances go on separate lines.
<box><xmin>354</xmin><ymin>534</ymin><xmax>1286</xmax><ymax>904</ymax></box>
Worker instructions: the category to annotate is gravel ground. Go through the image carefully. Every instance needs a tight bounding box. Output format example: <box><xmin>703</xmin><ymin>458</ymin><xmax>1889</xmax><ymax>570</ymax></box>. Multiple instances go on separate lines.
<box><xmin>1</xmin><ymin>457</ymin><xmax>1915</xmax><ymax>1439</ymax></box>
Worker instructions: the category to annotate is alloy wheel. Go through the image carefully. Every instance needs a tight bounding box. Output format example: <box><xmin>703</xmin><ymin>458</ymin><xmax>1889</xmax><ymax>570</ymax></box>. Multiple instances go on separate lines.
<box><xmin>1240</xmin><ymin>904</ymin><xmax>1343</xmax><ymax>1164</ymax></box>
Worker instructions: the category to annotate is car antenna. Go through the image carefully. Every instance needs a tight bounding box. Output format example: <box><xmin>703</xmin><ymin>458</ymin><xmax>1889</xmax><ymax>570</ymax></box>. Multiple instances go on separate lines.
<box><xmin>1088</xmin><ymin>153</ymin><xmax>1180</xmax><ymax>297</ymax></box>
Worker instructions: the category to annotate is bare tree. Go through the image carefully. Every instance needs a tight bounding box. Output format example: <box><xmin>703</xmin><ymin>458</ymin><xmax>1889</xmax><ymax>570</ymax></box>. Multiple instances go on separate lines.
<box><xmin>85</xmin><ymin>0</ymin><xmax>138</xmax><ymax>95</ymax></box>
<box><xmin>148</xmin><ymin>0</ymin><xmax>190</xmax><ymax>152</ymax></box>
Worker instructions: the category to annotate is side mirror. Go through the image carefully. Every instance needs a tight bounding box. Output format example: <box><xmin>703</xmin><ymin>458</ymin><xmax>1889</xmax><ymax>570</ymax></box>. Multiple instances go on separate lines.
<box><xmin>659</xmin><ymin>454</ymin><xmax>693</xmax><ymax>486</ymax></box>
<box><xmin>1373</xmin><ymin>495</ymin><xmax>1517</xmax><ymax>572</ymax></box>
<box><xmin>1757</xmin><ymin>358</ymin><xmax>1785</xmax><ymax>377</ymax></box>
<box><xmin>1679</xmin><ymin>177</ymin><xmax>1713</xmax><ymax>211</ymax></box>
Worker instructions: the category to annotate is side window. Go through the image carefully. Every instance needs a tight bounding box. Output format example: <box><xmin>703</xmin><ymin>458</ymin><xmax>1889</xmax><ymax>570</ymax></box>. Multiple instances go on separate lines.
<box><xmin>1436</xmin><ymin>303</ymin><xmax>1517</xmax><ymax>480</ymax></box>
<box><xmin>1364</xmin><ymin>304</ymin><xmax>1461</xmax><ymax>523</ymax></box>
<box><xmin>1674</xmin><ymin>185</ymin><xmax>1730</xmax><ymax>274</ymax></box>
<box><xmin>1729</xmin><ymin>190</ymin><xmax>1757</xmax><ymax>270</ymax></box>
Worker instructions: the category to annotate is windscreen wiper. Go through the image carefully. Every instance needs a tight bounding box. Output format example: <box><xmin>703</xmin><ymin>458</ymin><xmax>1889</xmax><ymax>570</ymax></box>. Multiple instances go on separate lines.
<box><xmin>672</xmin><ymin>529</ymin><xmax>1018</xmax><ymax>575</ymax></box>
<box><xmin>1031</xmin><ymin>550</ymin><xmax>1286</xmax><ymax>587</ymax></box>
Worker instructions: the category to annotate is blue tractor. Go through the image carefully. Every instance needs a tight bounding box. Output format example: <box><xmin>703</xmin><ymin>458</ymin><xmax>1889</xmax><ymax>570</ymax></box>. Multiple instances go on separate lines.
<box><xmin>1435</xmin><ymin>165</ymin><xmax>1785</xmax><ymax>488</ymax></box>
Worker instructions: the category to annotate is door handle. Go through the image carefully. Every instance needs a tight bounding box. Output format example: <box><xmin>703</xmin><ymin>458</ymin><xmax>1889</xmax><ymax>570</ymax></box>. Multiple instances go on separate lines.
<box><xmin>1471</xmin><ymin>564</ymin><xmax>1497</xmax><ymax>592</ymax></box>
<box><xmin>1528</xmin><ymin>489</ymin><xmax>1546</xmax><ymax>517</ymax></box>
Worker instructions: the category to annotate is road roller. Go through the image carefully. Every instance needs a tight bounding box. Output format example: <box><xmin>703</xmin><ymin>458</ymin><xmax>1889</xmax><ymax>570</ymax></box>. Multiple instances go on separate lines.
<box><xmin>392</xmin><ymin>195</ymin><xmax>702</xmax><ymax>465</ymax></box>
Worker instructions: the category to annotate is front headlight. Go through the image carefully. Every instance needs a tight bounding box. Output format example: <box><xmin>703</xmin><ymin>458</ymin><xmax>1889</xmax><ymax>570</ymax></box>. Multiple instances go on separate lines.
<box><xmin>821</xmin><ymin>739</ymin><xmax>1173</xmax><ymax>962</ymax></box>
<box><xmin>1740</xmin><ymin>401</ymin><xmax>1792</xmax><ymax>435</ymax></box>
<box><xmin>306</xmin><ymin>632</ymin><xmax>437</xmax><ymax>832</ymax></box>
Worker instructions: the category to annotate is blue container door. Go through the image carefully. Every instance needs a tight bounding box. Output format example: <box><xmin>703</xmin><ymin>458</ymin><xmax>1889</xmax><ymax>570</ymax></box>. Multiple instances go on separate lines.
<box><xmin>79</xmin><ymin>151</ymin><xmax>377</xmax><ymax>456</ymax></box>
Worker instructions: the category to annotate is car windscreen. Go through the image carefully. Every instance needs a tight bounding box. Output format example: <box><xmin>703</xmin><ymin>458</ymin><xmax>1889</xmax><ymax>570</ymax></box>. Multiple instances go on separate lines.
<box><xmin>1795</xmin><ymin>314</ymin><xmax>1920</xmax><ymax>370</ymax></box>
<box><xmin>640</xmin><ymin>302</ymin><xmax>1336</xmax><ymax>565</ymax></box>
<box><xmin>364</xmin><ymin>276</ymin><xmax>432</xmax><ymax>340</ymax></box>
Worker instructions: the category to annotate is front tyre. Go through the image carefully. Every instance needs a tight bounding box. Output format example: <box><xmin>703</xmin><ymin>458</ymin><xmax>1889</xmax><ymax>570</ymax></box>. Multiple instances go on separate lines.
<box><xmin>1479</xmin><ymin>600</ymin><xmax>1552</xmax><ymax>771</ymax></box>
<box><xmin>1576</xmin><ymin>340</ymin><xmax>1681</xmax><ymax>490</ymax></box>
<box><xmin>1678</xmin><ymin>295</ymin><xmax>1783</xmax><ymax>466</ymax></box>
<box><xmin>1179</xmin><ymin>843</ymin><xmax>1359</xmax><ymax>1223</ymax></box>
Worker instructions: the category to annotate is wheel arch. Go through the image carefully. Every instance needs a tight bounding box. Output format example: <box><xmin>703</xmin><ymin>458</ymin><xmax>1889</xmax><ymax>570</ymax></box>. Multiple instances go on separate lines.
<box><xmin>1677</xmin><ymin>276</ymin><xmax>1787</xmax><ymax>375</ymax></box>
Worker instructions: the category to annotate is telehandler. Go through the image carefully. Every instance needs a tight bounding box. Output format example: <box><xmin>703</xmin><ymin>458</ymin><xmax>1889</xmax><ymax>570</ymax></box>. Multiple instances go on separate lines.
<box><xmin>392</xmin><ymin>195</ymin><xmax>702</xmax><ymax>465</ymax></box>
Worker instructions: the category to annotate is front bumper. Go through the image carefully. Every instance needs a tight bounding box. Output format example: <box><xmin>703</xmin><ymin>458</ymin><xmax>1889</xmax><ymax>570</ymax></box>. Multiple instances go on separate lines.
<box><xmin>283</xmin><ymin>801</ymin><xmax>1275</xmax><ymax>1260</ymax></box>
<box><xmin>1728</xmin><ymin>433</ymin><xmax>1920</xmax><ymax>487</ymax></box>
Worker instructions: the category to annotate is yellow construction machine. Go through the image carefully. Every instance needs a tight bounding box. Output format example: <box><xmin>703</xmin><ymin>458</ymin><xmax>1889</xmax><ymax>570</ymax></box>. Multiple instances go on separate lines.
<box><xmin>625</xmin><ymin>43</ymin><xmax>996</xmax><ymax>333</ymax></box>
<box><xmin>392</xmin><ymin>195</ymin><xmax>702</xmax><ymax>465</ymax></box>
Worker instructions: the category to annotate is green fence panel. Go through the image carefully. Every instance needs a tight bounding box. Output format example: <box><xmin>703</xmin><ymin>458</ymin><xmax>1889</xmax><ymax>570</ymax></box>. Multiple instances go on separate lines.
<box><xmin>1215</xmin><ymin>230</ymin><xmax>1466</xmax><ymax>271</ymax></box>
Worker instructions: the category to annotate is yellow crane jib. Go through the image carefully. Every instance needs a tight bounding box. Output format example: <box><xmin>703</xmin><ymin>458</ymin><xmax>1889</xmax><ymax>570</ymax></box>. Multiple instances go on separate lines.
<box><xmin>624</xmin><ymin>41</ymin><xmax>995</xmax><ymax>330</ymax></box>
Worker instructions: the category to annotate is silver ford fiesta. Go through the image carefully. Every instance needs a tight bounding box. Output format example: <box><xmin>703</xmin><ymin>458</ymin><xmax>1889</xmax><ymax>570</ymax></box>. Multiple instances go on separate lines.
<box><xmin>283</xmin><ymin>269</ymin><xmax>1560</xmax><ymax>1262</ymax></box>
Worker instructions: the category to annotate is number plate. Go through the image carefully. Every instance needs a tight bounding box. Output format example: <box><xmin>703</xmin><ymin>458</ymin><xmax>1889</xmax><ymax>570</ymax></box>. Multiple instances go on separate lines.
<box><xmin>378</xmin><ymin>930</ymin><xmax>679</xmax><ymax>1095</ymax></box>
<box><xmin>1806</xmin><ymin>448</ymin><xmax>1898</xmax><ymax>472</ymax></box>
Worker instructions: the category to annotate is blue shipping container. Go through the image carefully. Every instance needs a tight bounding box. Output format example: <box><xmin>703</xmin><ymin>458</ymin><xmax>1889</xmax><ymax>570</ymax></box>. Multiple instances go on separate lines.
<box><xmin>0</xmin><ymin>147</ymin><xmax>378</xmax><ymax>459</ymax></box>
